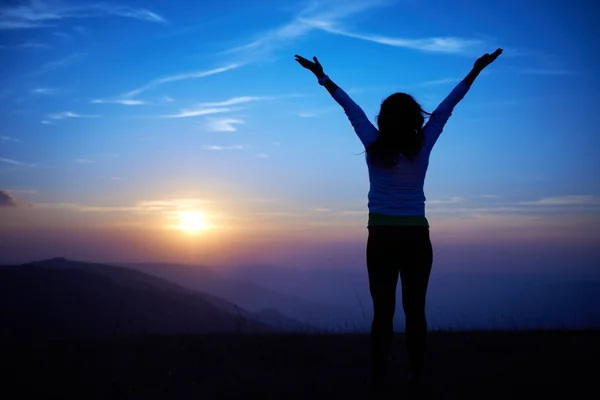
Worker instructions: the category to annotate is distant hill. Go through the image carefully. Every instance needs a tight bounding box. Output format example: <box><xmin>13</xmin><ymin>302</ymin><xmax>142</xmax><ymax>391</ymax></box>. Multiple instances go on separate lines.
<box><xmin>117</xmin><ymin>262</ymin><xmax>349</xmax><ymax>328</ymax></box>
<box><xmin>224</xmin><ymin>267</ymin><xmax>600</xmax><ymax>330</ymax></box>
<box><xmin>0</xmin><ymin>258</ymin><xmax>281</xmax><ymax>340</ymax></box>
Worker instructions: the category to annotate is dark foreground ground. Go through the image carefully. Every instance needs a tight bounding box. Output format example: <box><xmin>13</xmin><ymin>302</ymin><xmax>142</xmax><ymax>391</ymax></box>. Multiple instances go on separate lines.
<box><xmin>2</xmin><ymin>330</ymin><xmax>598</xmax><ymax>399</ymax></box>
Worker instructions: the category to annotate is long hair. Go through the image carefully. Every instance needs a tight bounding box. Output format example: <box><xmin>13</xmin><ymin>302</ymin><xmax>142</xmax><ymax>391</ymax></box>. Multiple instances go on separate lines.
<box><xmin>368</xmin><ymin>92</ymin><xmax>431</xmax><ymax>167</ymax></box>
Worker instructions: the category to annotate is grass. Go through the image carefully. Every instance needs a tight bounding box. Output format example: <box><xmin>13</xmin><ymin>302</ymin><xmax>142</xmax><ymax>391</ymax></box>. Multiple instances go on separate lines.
<box><xmin>4</xmin><ymin>330</ymin><xmax>599</xmax><ymax>399</ymax></box>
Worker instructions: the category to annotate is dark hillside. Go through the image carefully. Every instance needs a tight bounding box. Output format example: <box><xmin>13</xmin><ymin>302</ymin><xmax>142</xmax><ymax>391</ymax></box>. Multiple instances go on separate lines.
<box><xmin>3</xmin><ymin>331</ymin><xmax>598</xmax><ymax>399</ymax></box>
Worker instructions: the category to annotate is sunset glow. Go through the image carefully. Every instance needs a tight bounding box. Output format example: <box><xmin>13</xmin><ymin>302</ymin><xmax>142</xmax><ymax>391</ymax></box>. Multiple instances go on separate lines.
<box><xmin>174</xmin><ymin>211</ymin><xmax>209</xmax><ymax>234</ymax></box>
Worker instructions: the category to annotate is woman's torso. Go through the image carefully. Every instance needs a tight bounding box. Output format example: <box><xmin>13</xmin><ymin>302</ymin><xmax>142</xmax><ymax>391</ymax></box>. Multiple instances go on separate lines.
<box><xmin>365</xmin><ymin>142</ymin><xmax>432</xmax><ymax>227</ymax></box>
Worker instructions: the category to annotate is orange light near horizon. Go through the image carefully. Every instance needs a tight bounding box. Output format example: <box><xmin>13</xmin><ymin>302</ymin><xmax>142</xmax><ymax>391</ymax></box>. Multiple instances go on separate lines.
<box><xmin>174</xmin><ymin>211</ymin><xmax>210</xmax><ymax>234</ymax></box>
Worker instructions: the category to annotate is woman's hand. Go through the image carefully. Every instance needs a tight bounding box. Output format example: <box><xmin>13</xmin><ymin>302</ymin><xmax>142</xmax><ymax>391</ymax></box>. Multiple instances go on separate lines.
<box><xmin>294</xmin><ymin>55</ymin><xmax>325</xmax><ymax>77</ymax></box>
<box><xmin>474</xmin><ymin>48</ymin><xmax>503</xmax><ymax>71</ymax></box>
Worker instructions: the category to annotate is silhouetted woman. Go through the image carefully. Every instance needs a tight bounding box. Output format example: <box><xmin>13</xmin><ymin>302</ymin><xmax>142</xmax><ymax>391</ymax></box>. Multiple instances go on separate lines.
<box><xmin>295</xmin><ymin>48</ymin><xmax>502</xmax><ymax>387</ymax></box>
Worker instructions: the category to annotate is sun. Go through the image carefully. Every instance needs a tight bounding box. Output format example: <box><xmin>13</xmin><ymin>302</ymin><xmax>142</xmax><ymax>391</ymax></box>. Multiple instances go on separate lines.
<box><xmin>175</xmin><ymin>211</ymin><xmax>208</xmax><ymax>234</ymax></box>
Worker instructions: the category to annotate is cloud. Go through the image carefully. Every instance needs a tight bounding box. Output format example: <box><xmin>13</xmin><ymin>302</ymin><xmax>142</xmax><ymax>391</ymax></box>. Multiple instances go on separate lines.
<box><xmin>256</xmin><ymin>153</ymin><xmax>269</xmax><ymax>158</ymax></box>
<box><xmin>0</xmin><ymin>41</ymin><xmax>51</xmax><ymax>50</ymax></box>
<box><xmin>0</xmin><ymin>190</ymin><xmax>17</xmax><ymax>207</ymax></box>
<box><xmin>198</xmin><ymin>96</ymin><xmax>264</xmax><ymax>107</ymax></box>
<box><xmin>161</xmin><ymin>107</ymin><xmax>230</xmax><ymax>119</ymax></box>
<box><xmin>202</xmin><ymin>145</ymin><xmax>245</xmax><ymax>150</ymax></box>
<box><xmin>74</xmin><ymin>158</ymin><xmax>93</xmax><ymax>164</ymax></box>
<box><xmin>427</xmin><ymin>196</ymin><xmax>464</xmax><ymax>205</ymax></box>
<box><xmin>123</xmin><ymin>64</ymin><xmax>242</xmax><ymax>98</ymax></box>
<box><xmin>224</xmin><ymin>0</ymin><xmax>484</xmax><ymax>62</ymax></box>
<box><xmin>423</xmin><ymin>194</ymin><xmax>600</xmax><ymax>220</ymax></box>
<box><xmin>0</xmin><ymin>157</ymin><xmax>35</xmax><ymax>167</ymax></box>
<box><xmin>47</xmin><ymin>111</ymin><xmax>99</xmax><ymax>120</ymax></box>
<box><xmin>0</xmin><ymin>1</ymin><xmax>167</xmax><ymax>30</ymax></box>
<box><xmin>206</xmin><ymin>118</ymin><xmax>245</xmax><ymax>132</ymax></box>
<box><xmin>35</xmin><ymin>198</ymin><xmax>212</xmax><ymax>214</ymax></box>
<box><xmin>33</xmin><ymin>202</ymin><xmax>137</xmax><ymax>212</ymax></box>
<box><xmin>30</xmin><ymin>87</ymin><xmax>61</xmax><ymax>95</ymax></box>
<box><xmin>415</xmin><ymin>78</ymin><xmax>460</xmax><ymax>87</ymax></box>
<box><xmin>91</xmin><ymin>99</ymin><xmax>148</xmax><ymax>105</ymax></box>
<box><xmin>221</xmin><ymin>0</ymin><xmax>394</xmax><ymax>61</ymax></box>
<box><xmin>520</xmin><ymin>195</ymin><xmax>600</xmax><ymax>206</ymax></box>
<box><xmin>29</xmin><ymin>52</ymin><xmax>86</xmax><ymax>76</ymax></box>
<box><xmin>297</xmin><ymin>112</ymin><xmax>319</xmax><ymax>118</ymax></box>
<box><xmin>134</xmin><ymin>199</ymin><xmax>212</xmax><ymax>213</ymax></box>
<box><xmin>108</xmin><ymin>8</ymin><xmax>165</xmax><ymax>24</ymax></box>
<box><xmin>0</xmin><ymin>136</ymin><xmax>22</xmax><ymax>143</ymax></box>
<box><xmin>40</xmin><ymin>120</ymin><xmax>54</xmax><ymax>125</ymax></box>
<box><xmin>305</xmin><ymin>22</ymin><xmax>484</xmax><ymax>54</ymax></box>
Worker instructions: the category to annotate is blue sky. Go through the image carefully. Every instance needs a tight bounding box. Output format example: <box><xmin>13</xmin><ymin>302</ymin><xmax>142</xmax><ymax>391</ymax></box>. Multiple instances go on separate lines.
<box><xmin>1</xmin><ymin>0</ymin><xmax>599</xmax><ymax>267</ymax></box>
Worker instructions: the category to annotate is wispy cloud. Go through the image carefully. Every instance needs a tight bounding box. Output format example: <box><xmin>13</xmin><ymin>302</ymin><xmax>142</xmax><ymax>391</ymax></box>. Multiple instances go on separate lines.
<box><xmin>123</xmin><ymin>64</ymin><xmax>242</xmax><ymax>98</ymax></box>
<box><xmin>428</xmin><ymin>196</ymin><xmax>464</xmax><ymax>205</ymax></box>
<box><xmin>297</xmin><ymin>112</ymin><xmax>319</xmax><ymax>118</ymax></box>
<box><xmin>0</xmin><ymin>157</ymin><xmax>35</xmax><ymax>167</ymax></box>
<box><xmin>70</xmin><ymin>153</ymin><xmax>117</xmax><ymax>165</ymax></box>
<box><xmin>0</xmin><ymin>136</ymin><xmax>22</xmax><ymax>143</ymax></box>
<box><xmin>224</xmin><ymin>0</ymin><xmax>484</xmax><ymax>62</ymax></box>
<box><xmin>91</xmin><ymin>99</ymin><xmax>148</xmax><ymax>105</ymax></box>
<box><xmin>0</xmin><ymin>1</ymin><xmax>167</xmax><ymax>30</ymax></box>
<box><xmin>161</xmin><ymin>107</ymin><xmax>230</xmax><ymax>119</ymax></box>
<box><xmin>221</xmin><ymin>1</ymin><xmax>376</xmax><ymax>61</ymax></box>
<box><xmin>107</xmin><ymin>7</ymin><xmax>165</xmax><ymax>24</ymax></box>
<box><xmin>202</xmin><ymin>145</ymin><xmax>245</xmax><ymax>150</ymax></box>
<box><xmin>40</xmin><ymin>120</ymin><xmax>54</xmax><ymax>125</ymax></box>
<box><xmin>134</xmin><ymin>199</ymin><xmax>212</xmax><ymax>213</ymax></box>
<box><xmin>35</xmin><ymin>198</ymin><xmax>213</xmax><ymax>214</ymax></box>
<box><xmin>304</xmin><ymin>21</ymin><xmax>484</xmax><ymax>54</ymax></box>
<box><xmin>415</xmin><ymin>78</ymin><xmax>460</xmax><ymax>87</ymax></box>
<box><xmin>206</xmin><ymin>118</ymin><xmax>246</xmax><ymax>132</ymax></box>
<box><xmin>0</xmin><ymin>190</ymin><xmax>17</xmax><ymax>207</ymax></box>
<box><xmin>198</xmin><ymin>96</ymin><xmax>264</xmax><ymax>107</ymax></box>
<box><xmin>30</xmin><ymin>87</ymin><xmax>61</xmax><ymax>95</ymax></box>
<box><xmin>47</xmin><ymin>111</ymin><xmax>99</xmax><ymax>120</ymax></box>
<box><xmin>0</xmin><ymin>41</ymin><xmax>51</xmax><ymax>50</ymax></box>
<box><xmin>520</xmin><ymin>195</ymin><xmax>600</xmax><ymax>206</ymax></box>
<box><xmin>29</xmin><ymin>52</ymin><xmax>86</xmax><ymax>76</ymax></box>
<box><xmin>422</xmin><ymin>194</ymin><xmax>600</xmax><ymax>220</ymax></box>
<box><xmin>256</xmin><ymin>153</ymin><xmax>269</xmax><ymax>158</ymax></box>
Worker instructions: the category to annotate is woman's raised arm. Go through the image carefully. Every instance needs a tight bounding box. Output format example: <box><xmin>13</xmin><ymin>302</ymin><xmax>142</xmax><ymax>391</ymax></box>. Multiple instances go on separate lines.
<box><xmin>294</xmin><ymin>55</ymin><xmax>378</xmax><ymax>147</ymax></box>
<box><xmin>423</xmin><ymin>48</ymin><xmax>503</xmax><ymax>150</ymax></box>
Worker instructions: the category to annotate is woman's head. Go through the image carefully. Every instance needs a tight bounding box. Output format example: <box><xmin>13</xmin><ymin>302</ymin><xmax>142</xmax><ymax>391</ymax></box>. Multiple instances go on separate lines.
<box><xmin>369</xmin><ymin>92</ymin><xmax>430</xmax><ymax>167</ymax></box>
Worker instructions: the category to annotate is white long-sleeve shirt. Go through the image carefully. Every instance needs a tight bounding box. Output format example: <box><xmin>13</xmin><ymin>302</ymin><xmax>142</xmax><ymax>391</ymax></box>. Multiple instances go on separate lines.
<box><xmin>331</xmin><ymin>81</ymin><xmax>470</xmax><ymax>223</ymax></box>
